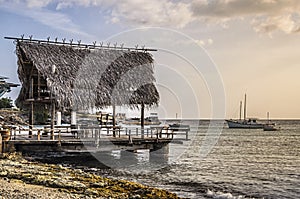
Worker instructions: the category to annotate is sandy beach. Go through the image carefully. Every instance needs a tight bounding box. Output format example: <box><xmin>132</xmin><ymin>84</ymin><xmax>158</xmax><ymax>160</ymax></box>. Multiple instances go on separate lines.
<box><xmin>0</xmin><ymin>178</ymin><xmax>94</xmax><ymax>199</ymax></box>
<box><xmin>0</xmin><ymin>153</ymin><xmax>180</xmax><ymax>199</ymax></box>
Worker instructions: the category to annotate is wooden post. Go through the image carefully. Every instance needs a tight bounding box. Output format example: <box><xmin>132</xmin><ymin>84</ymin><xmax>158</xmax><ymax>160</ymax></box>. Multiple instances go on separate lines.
<box><xmin>0</xmin><ymin>134</ymin><xmax>2</xmax><ymax>153</ymax></box>
<box><xmin>58</xmin><ymin>130</ymin><xmax>61</xmax><ymax>141</ymax></box>
<box><xmin>112</xmin><ymin>104</ymin><xmax>116</xmax><ymax>137</ymax></box>
<box><xmin>51</xmin><ymin>101</ymin><xmax>55</xmax><ymax>140</ymax></box>
<box><xmin>37</xmin><ymin>72</ymin><xmax>41</xmax><ymax>99</ymax></box>
<box><xmin>128</xmin><ymin>130</ymin><xmax>132</xmax><ymax>143</ymax></box>
<box><xmin>56</xmin><ymin>111</ymin><xmax>62</xmax><ymax>126</ymax></box>
<box><xmin>12</xmin><ymin>128</ymin><xmax>15</xmax><ymax>140</ymax></box>
<box><xmin>141</xmin><ymin>102</ymin><xmax>145</xmax><ymax>128</ymax></box>
<box><xmin>29</xmin><ymin>77</ymin><xmax>34</xmax><ymax>138</ymax></box>
<box><xmin>140</xmin><ymin>102</ymin><xmax>145</xmax><ymax>139</ymax></box>
<box><xmin>37</xmin><ymin>130</ymin><xmax>41</xmax><ymax>141</ymax></box>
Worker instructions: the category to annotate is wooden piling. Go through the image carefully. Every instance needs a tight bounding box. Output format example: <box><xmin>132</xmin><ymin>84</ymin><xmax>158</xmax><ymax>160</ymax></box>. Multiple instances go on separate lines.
<box><xmin>50</xmin><ymin>100</ymin><xmax>55</xmax><ymax>140</ymax></box>
<box><xmin>29</xmin><ymin>77</ymin><xmax>34</xmax><ymax>138</ymax></box>
<box><xmin>37</xmin><ymin>130</ymin><xmax>41</xmax><ymax>141</ymax></box>
<box><xmin>0</xmin><ymin>134</ymin><xmax>2</xmax><ymax>153</ymax></box>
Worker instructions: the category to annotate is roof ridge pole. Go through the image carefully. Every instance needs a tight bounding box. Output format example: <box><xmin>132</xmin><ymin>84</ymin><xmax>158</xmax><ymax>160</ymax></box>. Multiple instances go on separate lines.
<box><xmin>4</xmin><ymin>36</ymin><xmax>158</xmax><ymax>51</ymax></box>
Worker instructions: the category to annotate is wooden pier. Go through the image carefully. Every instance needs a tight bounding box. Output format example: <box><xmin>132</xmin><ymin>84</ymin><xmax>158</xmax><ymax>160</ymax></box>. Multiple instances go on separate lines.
<box><xmin>0</xmin><ymin>125</ymin><xmax>190</xmax><ymax>156</ymax></box>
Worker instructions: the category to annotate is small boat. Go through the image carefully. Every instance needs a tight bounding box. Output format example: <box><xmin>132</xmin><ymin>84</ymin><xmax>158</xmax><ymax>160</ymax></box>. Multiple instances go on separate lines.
<box><xmin>123</xmin><ymin>113</ymin><xmax>161</xmax><ymax>125</ymax></box>
<box><xmin>226</xmin><ymin>94</ymin><xmax>265</xmax><ymax>129</ymax></box>
<box><xmin>263</xmin><ymin>112</ymin><xmax>278</xmax><ymax>131</ymax></box>
<box><xmin>226</xmin><ymin>118</ymin><xmax>264</xmax><ymax>129</ymax></box>
<box><xmin>263</xmin><ymin>123</ymin><xmax>278</xmax><ymax>131</ymax></box>
<box><xmin>169</xmin><ymin>123</ymin><xmax>190</xmax><ymax>131</ymax></box>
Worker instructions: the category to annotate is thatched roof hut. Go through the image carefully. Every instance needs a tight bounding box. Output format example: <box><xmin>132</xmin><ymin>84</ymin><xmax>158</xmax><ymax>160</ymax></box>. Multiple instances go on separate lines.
<box><xmin>15</xmin><ymin>40</ymin><xmax>159</xmax><ymax>112</ymax></box>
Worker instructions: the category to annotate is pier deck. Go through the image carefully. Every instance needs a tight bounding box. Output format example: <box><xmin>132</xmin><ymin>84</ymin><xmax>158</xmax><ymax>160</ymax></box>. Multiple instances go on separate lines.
<box><xmin>1</xmin><ymin>125</ymin><xmax>189</xmax><ymax>153</ymax></box>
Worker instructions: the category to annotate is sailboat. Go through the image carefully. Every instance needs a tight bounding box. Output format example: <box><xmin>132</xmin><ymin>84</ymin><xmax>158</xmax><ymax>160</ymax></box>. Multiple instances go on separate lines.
<box><xmin>226</xmin><ymin>94</ymin><xmax>264</xmax><ymax>129</ymax></box>
<box><xmin>263</xmin><ymin>112</ymin><xmax>278</xmax><ymax>131</ymax></box>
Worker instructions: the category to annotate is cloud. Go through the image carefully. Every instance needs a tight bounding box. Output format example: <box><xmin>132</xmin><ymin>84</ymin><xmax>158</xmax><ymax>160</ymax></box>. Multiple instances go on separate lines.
<box><xmin>2</xmin><ymin>0</ymin><xmax>300</xmax><ymax>34</ymax></box>
<box><xmin>107</xmin><ymin>0</ymin><xmax>193</xmax><ymax>28</ymax></box>
<box><xmin>58</xmin><ymin>0</ymin><xmax>300</xmax><ymax>34</ymax></box>
<box><xmin>195</xmin><ymin>38</ymin><xmax>214</xmax><ymax>47</ymax></box>
<box><xmin>0</xmin><ymin>1</ymin><xmax>92</xmax><ymax>37</ymax></box>
<box><xmin>252</xmin><ymin>14</ymin><xmax>300</xmax><ymax>34</ymax></box>
<box><xmin>25</xmin><ymin>0</ymin><xmax>53</xmax><ymax>8</ymax></box>
<box><xmin>56</xmin><ymin>0</ymin><xmax>193</xmax><ymax>28</ymax></box>
<box><xmin>190</xmin><ymin>0</ymin><xmax>300</xmax><ymax>34</ymax></box>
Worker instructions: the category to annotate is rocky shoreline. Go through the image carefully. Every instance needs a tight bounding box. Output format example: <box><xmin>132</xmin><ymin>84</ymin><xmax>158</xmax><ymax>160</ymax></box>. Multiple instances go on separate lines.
<box><xmin>0</xmin><ymin>153</ymin><xmax>180</xmax><ymax>199</ymax></box>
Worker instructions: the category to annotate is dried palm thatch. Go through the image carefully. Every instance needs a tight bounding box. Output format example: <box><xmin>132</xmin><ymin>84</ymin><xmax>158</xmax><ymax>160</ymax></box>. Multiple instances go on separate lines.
<box><xmin>15</xmin><ymin>41</ymin><xmax>159</xmax><ymax>111</ymax></box>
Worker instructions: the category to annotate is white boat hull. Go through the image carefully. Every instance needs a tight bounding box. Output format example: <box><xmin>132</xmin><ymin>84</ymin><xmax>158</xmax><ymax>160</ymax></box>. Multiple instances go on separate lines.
<box><xmin>226</xmin><ymin>120</ymin><xmax>264</xmax><ymax>129</ymax></box>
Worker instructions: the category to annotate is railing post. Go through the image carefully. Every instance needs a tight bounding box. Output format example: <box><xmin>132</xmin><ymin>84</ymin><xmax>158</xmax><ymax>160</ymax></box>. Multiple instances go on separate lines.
<box><xmin>95</xmin><ymin>129</ymin><xmax>99</xmax><ymax>145</ymax></box>
<box><xmin>151</xmin><ymin>129</ymin><xmax>153</xmax><ymax>138</ymax></box>
<box><xmin>128</xmin><ymin>130</ymin><xmax>132</xmax><ymax>143</ymax></box>
<box><xmin>58</xmin><ymin>130</ymin><xmax>61</xmax><ymax>141</ymax></box>
<box><xmin>136</xmin><ymin>128</ymin><xmax>138</xmax><ymax>136</ymax></box>
<box><xmin>146</xmin><ymin>129</ymin><xmax>149</xmax><ymax>137</ymax></box>
<box><xmin>37</xmin><ymin>130</ymin><xmax>41</xmax><ymax>141</ymax></box>
<box><xmin>13</xmin><ymin>128</ymin><xmax>16</xmax><ymax>140</ymax></box>
<box><xmin>141</xmin><ymin>128</ymin><xmax>144</xmax><ymax>139</ymax></box>
<box><xmin>0</xmin><ymin>134</ymin><xmax>2</xmax><ymax>153</ymax></box>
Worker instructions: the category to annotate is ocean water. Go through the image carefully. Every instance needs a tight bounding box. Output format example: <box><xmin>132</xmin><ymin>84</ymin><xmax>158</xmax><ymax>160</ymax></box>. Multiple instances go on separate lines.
<box><xmin>91</xmin><ymin>120</ymin><xmax>300</xmax><ymax>199</ymax></box>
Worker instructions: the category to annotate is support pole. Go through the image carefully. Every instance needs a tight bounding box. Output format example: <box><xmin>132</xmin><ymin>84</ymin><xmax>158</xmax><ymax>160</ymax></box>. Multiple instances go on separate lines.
<box><xmin>141</xmin><ymin>102</ymin><xmax>145</xmax><ymax>128</ymax></box>
<box><xmin>71</xmin><ymin>111</ymin><xmax>77</xmax><ymax>136</ymax></box>
<box><xmin>29</xmin><ymin>77</ymin><xmax>34</xmax><ymax>138</ymax></box>
<box><xmin>141</xmin><ymin>102</ymin><xmax>145</xmax><ymax>139</ymax></box>
<box><xmin>0</xmin><ymin>134</ymin><xmax>2</xmax><ymax>153</ymax></box>
<box><xmin>112</xmin><ymin>104</ymin><xmax>116</xmax><ymax>126</ymax></box>
<box><xmin>29</xmin><ymin>102</ymin><xmax>33</xmax><ymax>138</ymax></box>
<box><xmin>71</xmin><ymin>111</ymin><xmax>76</xmax><ymax>126</ymax></box>
<box><xmin>112</xmin><ymin>104</ymin><xmax>116</xmax><ymax>137</ymax></box>
<box><xmin>51</xmin><ymin>101</ymin><xmax>55</xmax><ymax>140</ymax></box>
<box><xmin>56</xmin><ymin>111</ymin><xmax>61</xmax><ymax>126</ymax></box>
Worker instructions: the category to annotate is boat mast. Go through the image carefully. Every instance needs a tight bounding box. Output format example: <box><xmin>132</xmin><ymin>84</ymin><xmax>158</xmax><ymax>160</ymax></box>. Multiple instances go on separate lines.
<box><xmin>239</xmin><ymin>101</ymin><xmax>242</xmax><ymax>121</ymax></box>
<box><xmin>267</xmin><ymin>112</ymin><xmax>270</xmax><ymax>124</ymax></box>
<box><xmin>243</xmin><ymin>94</ymin><xmax>247</xmax><ymax>121</ymax></box>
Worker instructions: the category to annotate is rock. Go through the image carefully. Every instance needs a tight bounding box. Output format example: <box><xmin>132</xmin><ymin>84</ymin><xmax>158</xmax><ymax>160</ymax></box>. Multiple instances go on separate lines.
<box><xmin>0</xmin><ymin>153</ymin><xmax>181</xmax><ymax>198</ymax></box>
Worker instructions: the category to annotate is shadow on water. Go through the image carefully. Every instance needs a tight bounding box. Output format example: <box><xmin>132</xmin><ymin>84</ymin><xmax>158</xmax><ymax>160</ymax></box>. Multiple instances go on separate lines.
<box><xmin>23</xmin><ymin>152</ymin><xmax>111</xmax><ymax>169</ymax></box>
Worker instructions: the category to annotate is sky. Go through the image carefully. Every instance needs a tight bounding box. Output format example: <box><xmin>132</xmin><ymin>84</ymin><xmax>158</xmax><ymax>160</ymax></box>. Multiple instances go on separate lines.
<box><xmin>1</xmin><ymin>0</ymin><xmax>300</xmax><ymax>119</ymax></box>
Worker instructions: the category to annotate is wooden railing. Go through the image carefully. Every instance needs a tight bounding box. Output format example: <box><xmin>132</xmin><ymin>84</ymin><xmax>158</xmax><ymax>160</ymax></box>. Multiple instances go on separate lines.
<box><xmin>6</xmin><ymin>125</ymin><xmax>176</xmax><ymax>142</ymax></box>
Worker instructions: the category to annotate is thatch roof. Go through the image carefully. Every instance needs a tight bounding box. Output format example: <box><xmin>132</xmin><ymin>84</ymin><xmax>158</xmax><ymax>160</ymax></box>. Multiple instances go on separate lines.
<box><xmin>15</xmin><ymin>41</ymin><xmax>159</xmax><ymax>111</ymax></box>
